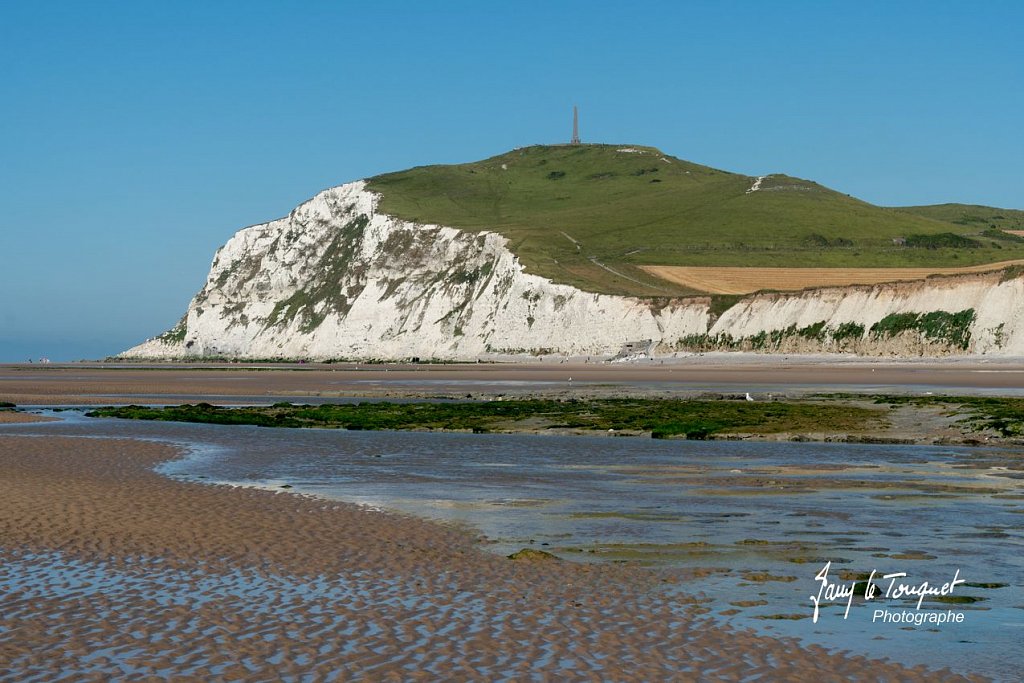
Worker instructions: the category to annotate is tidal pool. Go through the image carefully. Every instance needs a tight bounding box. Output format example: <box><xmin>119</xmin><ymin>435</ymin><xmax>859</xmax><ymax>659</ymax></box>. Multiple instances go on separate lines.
<box><xmin>6</xmin><ymin>411</ymin><xmax>1023</xmax><ymax>681</ymax></box>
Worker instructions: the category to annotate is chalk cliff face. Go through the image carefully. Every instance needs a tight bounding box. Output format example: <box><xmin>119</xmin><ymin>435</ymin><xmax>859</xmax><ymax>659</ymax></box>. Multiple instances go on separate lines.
<box><xmin>122</xmin><ymin>182</ymin><xmax>709</xmax><ymax>360</ymax></box>
<box><xmin>705</xmin><ymin>272</ymin><xmax>1024</xmax><ymax>356</ymax></box>
<box><xmin>122</xmin><ymin>181</ymin><xmax>1024</xmax><ymax>360</ymax></box>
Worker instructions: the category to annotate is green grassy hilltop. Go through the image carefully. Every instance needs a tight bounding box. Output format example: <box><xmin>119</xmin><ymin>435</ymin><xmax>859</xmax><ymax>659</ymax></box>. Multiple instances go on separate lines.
<box><xmin>367</xmin><ymin>144</ymin><xmax>1024</xmax><ymax>295</ymax></box>
<box><xmin>896</xmin><ymin>203</ymin><xmax>1024</xmax><ymax>232</ymax></box>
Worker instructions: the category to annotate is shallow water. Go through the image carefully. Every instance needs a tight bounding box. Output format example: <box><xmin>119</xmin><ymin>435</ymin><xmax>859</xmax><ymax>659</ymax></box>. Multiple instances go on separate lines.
<box><xmin>5</xmin><ymin>411</ymin><xmax>1023</xmax><ymax>680</ymax></box>
<box><xmin>0</xmin><ymin>549</ymin><xmax>562</xmax><ymax>681</ymax></box>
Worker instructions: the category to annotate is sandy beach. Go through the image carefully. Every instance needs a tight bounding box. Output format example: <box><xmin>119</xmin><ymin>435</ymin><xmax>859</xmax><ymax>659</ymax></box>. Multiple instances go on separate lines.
<box><xmin>0</xmin><ymin>426</ymin><xmax>984</xmax><ymax>681</ymax></box>
<box><xmin>3</xmin><ymin>360</ymin><xmax>1017</xmax><ymax>679</ymax></box>
<box><xmin>2</xmin><ymin>356</ymin><xmax>1023</xmax><ymax>406</ymax></box>
<box><xmin>0</xmin><ymin>411</ymin><xmax>57</xmax><ymax>424</ymax></box>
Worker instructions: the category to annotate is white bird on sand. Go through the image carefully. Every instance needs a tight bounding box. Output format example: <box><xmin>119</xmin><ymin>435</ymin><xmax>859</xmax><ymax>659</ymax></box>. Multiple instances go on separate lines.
<box><xmin>745</xmin><ymin>392</ymin><xmax>755</xmax><ymax>402</ymax></box>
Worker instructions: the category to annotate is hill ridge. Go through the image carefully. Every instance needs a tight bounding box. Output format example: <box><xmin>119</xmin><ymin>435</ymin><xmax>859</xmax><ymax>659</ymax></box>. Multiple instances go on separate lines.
<box><xmin>367</xmin><ymin>144</ymin><xmax>1024</xmax><ymax>296</ymax></box>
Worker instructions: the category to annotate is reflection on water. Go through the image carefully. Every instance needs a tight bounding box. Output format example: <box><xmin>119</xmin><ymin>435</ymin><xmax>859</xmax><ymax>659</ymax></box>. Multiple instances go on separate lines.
<box><xmin>5</xmin><ymin>411</ymin><xmax>1023</xmax><ymax>681</ymax></box>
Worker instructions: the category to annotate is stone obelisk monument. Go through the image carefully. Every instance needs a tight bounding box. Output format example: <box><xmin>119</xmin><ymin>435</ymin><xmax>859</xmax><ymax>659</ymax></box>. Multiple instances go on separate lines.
<box><xmin>571</xmin><ymin>105</ymin><xmax>581</xmax><ymax>144</ymax></box>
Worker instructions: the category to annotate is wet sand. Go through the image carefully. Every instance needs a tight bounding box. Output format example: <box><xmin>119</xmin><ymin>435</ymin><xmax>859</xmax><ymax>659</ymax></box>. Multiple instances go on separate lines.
<box><xmin>0</xmin><ymin>411</ymin><xmax>58</xmax><ymax>424</ymax></box>
<box><xmin>2</xmin><ymin>356</ymin><xmax>1024</xmax><ymax>405</ymax></box>
<box><xmin>2</xmin><ymin>359</ymin><xmax>1015</xmax><ymax>678</ymax></box>
<box><xmin>0</xmin><ymin>433</ymin><xmax>982</xmax><ymax>680</ymax></box>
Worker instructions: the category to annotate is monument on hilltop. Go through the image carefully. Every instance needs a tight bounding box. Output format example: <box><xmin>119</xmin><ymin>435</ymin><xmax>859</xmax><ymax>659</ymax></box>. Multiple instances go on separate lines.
<box><xmin>570</xmin><ymin>105</ymin><xmax>581</xmax><ymax>144</ymax></box>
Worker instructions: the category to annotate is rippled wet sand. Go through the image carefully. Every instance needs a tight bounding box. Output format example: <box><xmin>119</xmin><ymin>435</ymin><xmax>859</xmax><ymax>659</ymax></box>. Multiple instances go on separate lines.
<box><xmin>0</xmin><ymin>431</ymin><xmax>980</xmax><ymax>681</ymax></box>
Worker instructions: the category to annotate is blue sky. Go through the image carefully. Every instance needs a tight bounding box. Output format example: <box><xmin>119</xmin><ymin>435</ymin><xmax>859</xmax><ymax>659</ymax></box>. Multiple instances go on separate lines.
<box><xmin>1</xmin><ymin>1</ymin><xmax>1021</xmax><ymax>361</ymax></box>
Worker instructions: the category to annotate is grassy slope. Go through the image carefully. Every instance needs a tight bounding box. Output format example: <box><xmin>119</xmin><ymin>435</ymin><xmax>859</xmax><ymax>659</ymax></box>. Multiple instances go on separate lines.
<box><xmin>894</xmin><ymin>204</ymin><xmax>1024</xmax><ymax>232</ymax></box>
<box><xmin>367</xmin><ymin>144</ymin><xmax>1024</xmax><ymax>295</ymax></box>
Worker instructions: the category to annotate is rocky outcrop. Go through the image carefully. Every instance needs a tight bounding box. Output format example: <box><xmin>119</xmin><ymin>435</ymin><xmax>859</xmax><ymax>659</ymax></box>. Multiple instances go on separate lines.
<box><xmin>122</xmin><ymin>182</ymin><xmax>708</xmax><ymax>360</ymax></box>
<box><xmin>122</xmin><ymin>181</ymin><xmax>1024</xmax><ymax>360</ymax></box>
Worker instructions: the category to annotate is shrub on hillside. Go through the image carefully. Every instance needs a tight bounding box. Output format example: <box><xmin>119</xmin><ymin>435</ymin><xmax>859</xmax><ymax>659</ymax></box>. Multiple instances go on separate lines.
<box><xmin>904</xmin><ymin>233</ymin><xmax>981</xmax><ymax>249</ymax></box>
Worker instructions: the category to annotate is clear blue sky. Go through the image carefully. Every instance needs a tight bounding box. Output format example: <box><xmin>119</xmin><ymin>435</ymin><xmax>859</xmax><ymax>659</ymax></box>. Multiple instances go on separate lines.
<box><xmin>1</xmin><ymin>1</ymin><xmax>1021</xmax><ymax>361</ymax></box>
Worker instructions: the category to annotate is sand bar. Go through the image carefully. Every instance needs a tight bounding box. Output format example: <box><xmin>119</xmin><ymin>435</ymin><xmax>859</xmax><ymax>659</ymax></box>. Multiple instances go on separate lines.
<box><xmin>0</xmin><ymin>411</ymin><xmax>58</xmax><ymax>423</ymax></box>
<box><xmin>2</xmin><ymin>357</ymin><xmax>1024</xmax><ymax>405</ymax></box>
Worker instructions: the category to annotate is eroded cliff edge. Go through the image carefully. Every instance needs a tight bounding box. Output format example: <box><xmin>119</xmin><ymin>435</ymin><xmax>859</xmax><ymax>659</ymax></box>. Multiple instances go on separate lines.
<box><xmin>122</xmin><ymin>181</ymin><xmax>1024</xmax><ymax>360</ymax></box>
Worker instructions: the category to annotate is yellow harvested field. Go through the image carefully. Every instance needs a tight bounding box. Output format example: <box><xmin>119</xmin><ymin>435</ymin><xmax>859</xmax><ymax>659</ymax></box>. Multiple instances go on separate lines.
<box><xmin>641</xmin><ymin>260</ymin><xmax>1024</xmax><ymax>295</ymax></box>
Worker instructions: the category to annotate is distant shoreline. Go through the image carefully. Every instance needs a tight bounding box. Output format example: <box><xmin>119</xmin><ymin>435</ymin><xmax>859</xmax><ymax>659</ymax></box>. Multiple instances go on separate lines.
<box><xmin>3</xmin><ymin>357</ymin><xmax>1024</xmax><ymax>407</ymax></box>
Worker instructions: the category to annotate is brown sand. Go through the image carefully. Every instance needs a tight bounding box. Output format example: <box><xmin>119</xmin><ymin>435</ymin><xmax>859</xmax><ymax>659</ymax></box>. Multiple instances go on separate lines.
<box><xmin>0</xmin><ymin>411</ymin><xmax>58</xmax><ymax>423</ymax></box>
<box><xmin>0</xmin><ymin>434</ymin><xmax>984</xmax><ymax>681</ymax></box>
<box><xmin>2</xmin><ymin>359</ymin><xmax>1023</xmax><ymax>406</ymax></box>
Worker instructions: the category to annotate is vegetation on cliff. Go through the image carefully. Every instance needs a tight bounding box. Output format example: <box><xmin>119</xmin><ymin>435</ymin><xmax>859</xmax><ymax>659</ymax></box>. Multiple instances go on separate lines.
<box><xmin>368</xmin><ymin>144</ymin><xmax>1024</xmax><ymax>295</ymax></box>
<box><xmin>673</xmin><ymin>309</ymin><xmax>976</xmax><ymax>353</ymax></box>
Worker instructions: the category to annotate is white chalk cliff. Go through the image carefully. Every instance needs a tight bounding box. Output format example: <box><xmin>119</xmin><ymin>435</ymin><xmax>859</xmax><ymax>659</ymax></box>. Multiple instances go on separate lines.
<box><xmin>122</xmin><ymin>181</ymin><xmax>1024</xmax><ymax>360</ymax></box>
